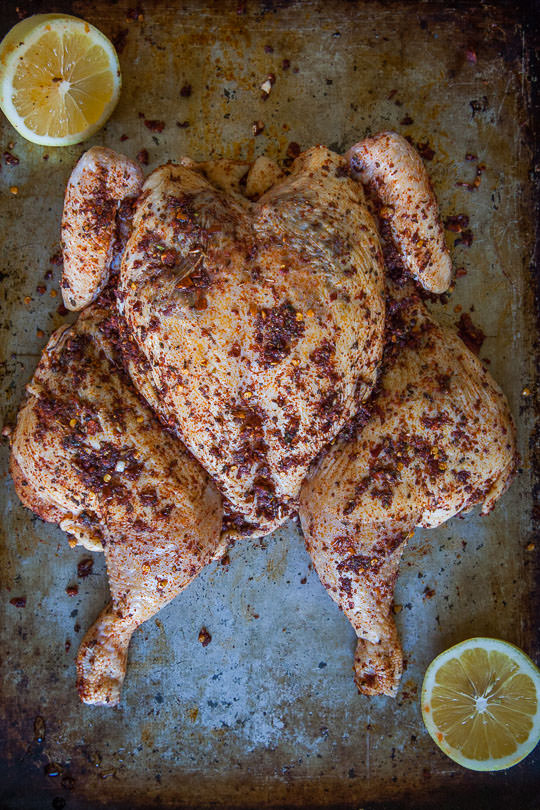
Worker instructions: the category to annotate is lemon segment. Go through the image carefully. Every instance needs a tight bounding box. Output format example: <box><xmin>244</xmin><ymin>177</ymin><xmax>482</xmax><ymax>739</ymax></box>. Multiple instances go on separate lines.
<box><xmin>421</xmin><ymin>637</ymin><xmax>540</xmax><ymax>771</ymax></box>
<box><xmin>0</xmin><ymin>14</ymin><xmax>121</xmax><ymax>146</ymax></box>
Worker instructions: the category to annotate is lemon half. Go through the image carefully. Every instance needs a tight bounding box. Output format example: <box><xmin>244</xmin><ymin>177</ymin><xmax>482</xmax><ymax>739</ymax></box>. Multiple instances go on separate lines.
<box><xmin>421</xmin><ymin>637</ymin><xmax>540</xmax><ymax>771</ymax></box>
<box><xmin>0</xmin><ymin>13</ymin><xmax>121</xmax><ymax>146</ymax></box>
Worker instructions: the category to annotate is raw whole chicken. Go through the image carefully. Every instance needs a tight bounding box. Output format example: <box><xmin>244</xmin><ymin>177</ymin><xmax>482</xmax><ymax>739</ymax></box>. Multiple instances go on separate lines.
<box><xmin>9</xmin><ymin>131</ymin><xmax>516</xmax><ymax>704</ymax></box>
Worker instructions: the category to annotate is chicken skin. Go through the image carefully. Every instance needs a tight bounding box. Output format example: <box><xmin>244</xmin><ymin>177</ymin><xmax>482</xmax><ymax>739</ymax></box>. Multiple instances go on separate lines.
<box><xmin>299</xmin><ymin>285</ymin><xmax>517</xmax><ymax>696</ymax></box>
<box><xmin>347</xmin><ymin>133</ymin><xmax>452</xmax><ymax>294</ymax></box>
<box><xmin>10</xmin><ymin>295</ymin><xmax>223</xmax><ymax>705</ymax></box>
<box><xmin>62</xmin><ymin>145</ymin><xmax>387</xmax><ymax>534</ymax></box>
<box><xmin>62</xmin><ymin>147</ymin><xmax>143</xmax><ymax>311</ymax></box>
<box><xmin>61</xmin><ymin>136</ymin><xmax>451</xmax><ymax>536</ymax></box>
<box><xmin>10</xmin><ymin>131</ymin><xmax>517</xmax><ymax>703</ymax></box>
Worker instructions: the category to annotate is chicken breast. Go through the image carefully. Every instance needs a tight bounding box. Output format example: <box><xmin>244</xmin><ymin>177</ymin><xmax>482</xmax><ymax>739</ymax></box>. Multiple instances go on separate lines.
<box><xmin>119</xmin><ymin>146</ymin><xmax>386</xmax><ymax>534</ymax></box>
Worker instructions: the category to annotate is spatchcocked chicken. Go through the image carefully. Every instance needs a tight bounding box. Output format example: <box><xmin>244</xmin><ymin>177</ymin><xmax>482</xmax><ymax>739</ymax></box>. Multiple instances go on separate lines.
<box><xmin>10</xmin><ymin>132</ymin><xmax>516</xmax><ymax>705</ymax></box>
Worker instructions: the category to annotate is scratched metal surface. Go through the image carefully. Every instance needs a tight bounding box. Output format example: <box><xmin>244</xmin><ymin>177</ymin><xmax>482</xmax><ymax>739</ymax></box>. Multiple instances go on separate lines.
<box><xmin>0</xmin><ymin>1</ymin><xmax>538</xmax><ymax>808</ymax></box>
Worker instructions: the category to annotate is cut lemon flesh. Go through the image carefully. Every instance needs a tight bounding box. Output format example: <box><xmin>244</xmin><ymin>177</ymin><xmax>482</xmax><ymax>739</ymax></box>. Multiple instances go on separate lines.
<box><xmin>421</xmin><ymin>637</ymin><xmax>540</xmax><ymax>771</ymax></box>
<box><xmin>0</xmin><ymin>14</ymin><xmax>121</xmax><ymax>146</ymax></box>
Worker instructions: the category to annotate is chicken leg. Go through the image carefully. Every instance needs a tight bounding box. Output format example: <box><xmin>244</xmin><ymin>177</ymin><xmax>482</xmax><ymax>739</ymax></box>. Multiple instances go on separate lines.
<box><xmin>299</xmin><ymin>286</ymin><xmax>517</xmax><ymax>696</ymax></box>
<box><xmin>10</xmin><ymin>295</ymin><xmax>223</xmax><ymax>704</ymax></box>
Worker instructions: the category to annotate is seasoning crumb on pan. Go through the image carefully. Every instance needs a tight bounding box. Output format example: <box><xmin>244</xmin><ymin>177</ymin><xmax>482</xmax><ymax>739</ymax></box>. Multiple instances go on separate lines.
<box><xmin>198</xmin><ymin>627</ymin><xmax>212</xmax><ymax>646</ymax></box>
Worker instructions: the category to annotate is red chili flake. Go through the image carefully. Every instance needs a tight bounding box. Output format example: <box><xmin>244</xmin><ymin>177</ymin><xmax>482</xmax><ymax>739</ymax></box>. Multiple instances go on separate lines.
<box><xmin>120</xmin><ymin>134</ymin><xmax>129</xmax><ymax>142</ymax></box>
<box><xmin>469</xmin><ymin>97</ymin><xmax>488</xmax><ymax>116</ymax></box>
<box><xmin>444</xmin><ymin>214</ymin><xmax>469</xmax><ymax>232</ymax></box>
<box><xmin>66</xmin><ymin>585</ymin><xmax>78</xmax><ymax>597</ymax></box>
<box><xmin>281</xmin><ymin>58</ymin><xmax>290</xmax><ymax>70</ymax></box>
<box><xmin>57</xmin><ymin>303</ymin><xmax>68</xmax><ymax>316</ymax></box>
<box><xmin>160</xmin><ymin>248</ymin><xmax>177</xmax><ymax>266</ymax></box>
<box><xmin>44</xmin><ymin>268</ymin><xmax>53</xmax><ymax>280</ymax></box>
<box><xmin>126</xmin><ymin>6</ymin><xmax>143</xmax><ymax>22</ymax></box>
<box><xmin>400</xmin><ymin>115</ymin><xmax>413</xmax><ymax>126</ymax></box>
<box><xmin>387</xmin><ymin>89</ymin><xmax>398</xmax><ymax>100</ymax></box>
<box><xmin>465</xmin><ymin>152</ymin><xmax>477</xmax><ymax>161</ymax></box>
<box><xmin>252</xmin><ymin>120</ymin><xmax>265</xmax><ymax>136</ymax></box>
<box><xmin>423</xmin><ymin>586</ymin><xmax>435</xmax><ymax>599</ymax></box>
<box><xmin>455</xmin><ymin>229</ymin><xmax>473</xmax><ymax>247</ymax></box>
<box><xmin>300</xmin><ymin>577</ymin><xmax>307</xmax><ymax>584</ymax></box>
<box><xmin>180</xmin><ymin>83</ymin><xmax>192</xmax><ymax>98</ymax></box>
<box><xmin>74</xmin><ymin>623</ymin><xmax>81</xmax><ymax>633</ymax></box>
<box><xmin>50</xmin><ymin>251</ymin><xmax>63</xmax><ymax>266</ymax></box>
<box><xmin>136</xmin><ymin>148</ymin><xmax>149</xmax><ymax>165</ymax></box>
<box><xmin>176</xmin><ymin>120</ymin><xmax>190</xmax><ymax>128</ymax></box>
<box><xmin>36</xmin><ymin>284</ymin><xmax>46</xmax><ymax>295</ymax></box>
<box><xmin>33</xmin><ymin>716</ymin><xmax>45</xmax><ymax>742</ymax></box>
<box><xmin>416</xmin><ymin>141</ymin><xmax>435</xmax><ymax>160</ymax></box>
<box><xmin>220</xmin><ymin>553</ymin><xmax>230</xmax><ymax>567</ymax></box>
<box><xmin>457</xmin><ymin>312</ymin><xmax>485</xmax><ymax>355</ymax></box>
<box><xmin>456</xmin><ymin>267</ymin><xmax>468</xmax><ymax>277</ymax></box>
<box><xmin>198</xmin><ymin>627</ymin><xmax>212</xmax><ymax>646</ymax></box>
<box><xmin>112</xmin><ymin>29</ymin><xmax>128</xmax><ymax>54</ymax></box>
<box><xmin>85</xmin><ymin>419</ymin><xmax>100</xmax><ymax>435</ymax></box>
<box><xmin>3</xmin><ymin>150</ymin><xmax>19</xmax><ymax>165</ymax></box>
<box><xmin>286</xmin><ymin>141</ymin><xmax>301</xmax><ymax>159</ymax></box>
<box><xmin>10</xmin><ymin>596</ymin><xmax>26</xmax><ymax>607</ymax></box>
<box><xmin>65</xmin><ymin>640</ymin><xmax>71</xmax><ymax>652</ymax></box>
<box><xmin>77</xmin><ymin>558</ymin><xmax>94</xmax><ymax>578</ymax></box>
<box><xmin>466</xmin><ymin>48</ymin><xmax>477</xmax><ymax>63</ymax></box>
<box><xmin>144</xmin><ymin>119</ymin><xmax>165</xmax><ymax>132</ymax></box>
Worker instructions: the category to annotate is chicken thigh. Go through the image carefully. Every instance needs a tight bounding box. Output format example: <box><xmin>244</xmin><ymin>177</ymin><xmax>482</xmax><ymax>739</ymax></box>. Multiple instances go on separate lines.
<box><xmin>10</xmin><ymin>295</ymin><xmax>223</xmax><ymax>704</ymax></box>
<box><xmin>299</xmin><ymin>285</ymin><xmax>516</xmax><ymax>696</ymax></box>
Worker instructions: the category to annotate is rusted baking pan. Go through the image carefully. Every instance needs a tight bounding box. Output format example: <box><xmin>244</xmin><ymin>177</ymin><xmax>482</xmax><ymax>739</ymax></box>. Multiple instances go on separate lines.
<box><xmin>0</xmin><ymin>1</ymin><xmax>538</xmax><ymax>808</ymax></box>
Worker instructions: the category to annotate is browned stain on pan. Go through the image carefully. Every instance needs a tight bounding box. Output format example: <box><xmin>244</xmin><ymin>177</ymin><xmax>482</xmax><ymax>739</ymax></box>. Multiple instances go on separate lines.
<box><xmin>0</xmin><ymin>1</ymin><xmax>538</xmax><ymax>808</ymax></box>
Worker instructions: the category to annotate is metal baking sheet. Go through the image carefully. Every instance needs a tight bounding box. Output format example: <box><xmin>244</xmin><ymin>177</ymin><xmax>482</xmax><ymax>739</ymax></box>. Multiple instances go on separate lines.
<box><xmin>1</xmin><ymin>1</ymin><xmax>538</xmax><ymax>807</ymax></box>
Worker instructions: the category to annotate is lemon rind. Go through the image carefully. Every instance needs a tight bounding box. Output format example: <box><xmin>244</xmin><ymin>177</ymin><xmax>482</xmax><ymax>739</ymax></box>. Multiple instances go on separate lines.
<box><xmin>0</xmin><ymin>13</ymin><xmax>121</xmax><ymax>146</ymax></box>
<box><xmin>421</xmin><ymin>637</ymin><xmax>540</xmax><ymax>771</ymax></box>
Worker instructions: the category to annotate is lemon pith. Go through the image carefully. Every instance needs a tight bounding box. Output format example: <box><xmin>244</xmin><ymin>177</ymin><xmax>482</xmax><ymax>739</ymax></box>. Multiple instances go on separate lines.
<box><xmin>421</xmin><ymin>637</ymin><xmax>540</xmax><ymax>771</ymax></box>
<box><xmin>0</xmin><ymin>14</ymin><xmax>121</xmax><ymax>146</ymax></box>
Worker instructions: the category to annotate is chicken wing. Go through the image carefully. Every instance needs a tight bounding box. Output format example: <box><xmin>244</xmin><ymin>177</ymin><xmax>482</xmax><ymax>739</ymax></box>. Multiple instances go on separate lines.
<box><xmin>61</xmin><ymin>147</ymin><xmax>143</xmax><ymax>310</ymax></box>
<box><xmin>347</xmin><ymin>133</ymin><xmax>452</xmax><ymax>294</ymax></box>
